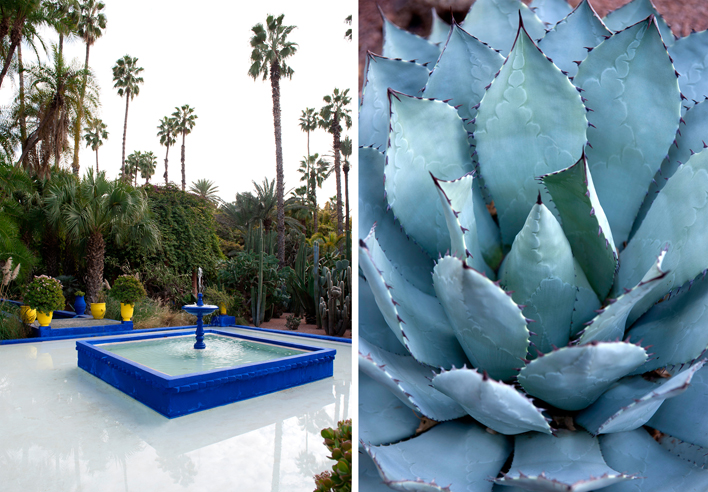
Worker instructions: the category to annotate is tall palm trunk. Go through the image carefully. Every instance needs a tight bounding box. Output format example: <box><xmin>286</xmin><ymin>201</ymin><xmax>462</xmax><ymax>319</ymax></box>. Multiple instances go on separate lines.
<box><xmin>163</xmin><ymin>140</ymin><xmax>170</xmax><ymax>185</ymax></box>
<box><xmin>72</xmin><ymin>42</ymin><xmax>91</xmax><ymax>176</ymax></box>
<box><xmin>180</xmin><ymin>132</ymin><xmax>186</xmax><ymax>191</ymax></box>
<box><xmin>311</xmin><ymin>169</ymin><xmax>319</xmax><ymax>234</ymax></box>
<box><xmin>85</xmin><ymin>232</ymin><xmax>105</xmax><ymax>303</ymax></box>
<box><xmin>0</xmin><ymin>15</ymin><xmax>23</xmax><ymax>90</ymax></box>
<box><xmin>18</xmin><ymin>43</ymin><xmax>26</xmax><ymax>151</ymax></box>
<box><xmin>331</xmin><ymin>118</ymin><xmax>343</xmax><ymax>235</ymax></box>
<box><xmin>343</xmin><ymin>161</ymin><xmax>349</xmax><ymax>232</ymax></box>
<box><xmin>121</xmin><ymin>89</ymin><xmax>130</xmax><ymax>179</ymax></box>
<box><xmin>95</xmin><ymin>147</ymin><xmax>99</xmax><ymax>172</ymax></box>
<box><xmin>269</xmin><ymin>61</ymin><xmax>285</xmax><ymax>266</ymax></box>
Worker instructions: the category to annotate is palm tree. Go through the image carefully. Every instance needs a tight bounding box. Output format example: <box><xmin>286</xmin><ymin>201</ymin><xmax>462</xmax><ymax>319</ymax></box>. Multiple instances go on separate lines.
<box><xmin>299</xmin><ymin>107</ymin><xmax>318</xmax><ymax>160</ymax></box>
<box><xmin>318</xmin><ymin>88</ymin><xmax>352</xmax><ymax>235</ymax></box>
<box><xmin>83</xmin><ymin>117</ymin><xmax>107</xmax><ymax>172</ymax></box>
<box><xmin>44</xmin><ymin>168</ymin><xmax>160</xmax><ymax>302</ymax></box>
<box><xmin>112</xmin><ymin>54</ymin><xmax>144</xmax><ymax>179</ymax></box>
<box><xmin>139</xmin><ymin>150</ymin><xmax>156</xmax><ymax>185</ymax></box>
<box><xmin>0</xmin><ymin>0</ymin><xmax>48</xmax><ymax>90</ymax></box>
<box><xmin>47</xmin><ymin>0</ymin><xmax>79</xmax><ymax>57</ymax></box>
<box><xmin>298</xmin><ymin>153</ymin><xmax>330</xmax><ymax>234</ymax></box>
<box><xmin>122</xmin><ymin>150</ymin><xmax>139</xmax><ymax>185</ymax></box>
<box><xmin>248</xmin><ymin>13</ymin><xmax>297</xmax><ymax>267</ymax></box>
<box><xmin>72</xmin><ymin>0</ymin><xmax>106</xmax><ymax>175</ymax></box>
<box><xmin>189</xmin><ymin>179</ymin><xmax>221</xmax><ymax>205</ymax></box>
<box><xmin>171</xmin><ymin>104</ymin><xmax>197</xmax><ymax>192</ymax></box>
<box><xmin>156</xmin><ymin>115</ymin><xmax>177</xmax><ymax>185</ymax></box>
<box><xmin>340</xmin><ymin>135</ymin><xmax>352</xmax><ymax>233</ymax></box>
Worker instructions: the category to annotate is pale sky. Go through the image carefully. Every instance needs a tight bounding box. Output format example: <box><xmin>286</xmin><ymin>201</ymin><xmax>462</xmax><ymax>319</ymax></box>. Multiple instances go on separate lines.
<box><xmin>1</xmin><ymin>0</ymin><xmax>357</xmax><ymax>205</ymax></box>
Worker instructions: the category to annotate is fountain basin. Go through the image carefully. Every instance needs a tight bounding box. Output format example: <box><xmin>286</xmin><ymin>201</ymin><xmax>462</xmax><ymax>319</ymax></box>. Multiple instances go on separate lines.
<box><xmin>76</xmin><ymin>329</ymin><xmax>336</xmax><ymax>418</ymax></box>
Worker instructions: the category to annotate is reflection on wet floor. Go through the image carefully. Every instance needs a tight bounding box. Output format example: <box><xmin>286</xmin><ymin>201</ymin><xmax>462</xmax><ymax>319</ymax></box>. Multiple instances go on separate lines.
<box><xmin>0</xmin><ymin>327</ymin><xmax>351</xmax><ymax>491</ymax></box>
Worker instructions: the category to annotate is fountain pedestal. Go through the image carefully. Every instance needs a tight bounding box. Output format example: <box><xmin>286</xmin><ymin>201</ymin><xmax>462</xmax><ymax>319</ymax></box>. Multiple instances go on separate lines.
<box><xmin>182</xmin><ymin>293</ymin><xmax>218</xmax><ymax>349</ymax></box>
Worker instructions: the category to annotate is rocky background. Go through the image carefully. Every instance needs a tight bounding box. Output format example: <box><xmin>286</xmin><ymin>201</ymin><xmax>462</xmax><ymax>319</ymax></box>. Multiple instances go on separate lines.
<box><xmin>359</xmin><ymin>0</ymin><xmax>708</xmax><ymax>92</ymax></box>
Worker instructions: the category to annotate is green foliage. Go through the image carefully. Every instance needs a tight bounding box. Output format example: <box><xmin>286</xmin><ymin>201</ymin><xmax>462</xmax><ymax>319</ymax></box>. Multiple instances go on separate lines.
<box><xmin>314</xmin><ymin>419</ymin><xmax>352</xmax><ymax>492</ymax></box>
<box><xmin>285</xmin><ymin>313</ymin><xmax>301</xmax><ymax>330</ymax></box>
<box><xmin>0</xmin><ymin>302</ymin><xmax>27</xmax><ymax>340</ymax></box>
<box><xmin>23</xmin><ymin>275</ymin><xmax>65</xmax><ymax>313</ymax></box>
<box><xmin>75</xmin><ymin>290</ymin><xmax>85</xmax><ymax>297</ymax></box>
<box><xmin>109</xmin><ymin>274</ymin><xmax>146</xmax><ymax>304</ymax></box>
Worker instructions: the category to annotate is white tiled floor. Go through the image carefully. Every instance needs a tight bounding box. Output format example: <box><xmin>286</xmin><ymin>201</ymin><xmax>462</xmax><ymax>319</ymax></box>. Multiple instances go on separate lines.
<box><xmin>0</xmin><ymin>327</ymin><xmax>351</xmax><ymax>491</ymax></box>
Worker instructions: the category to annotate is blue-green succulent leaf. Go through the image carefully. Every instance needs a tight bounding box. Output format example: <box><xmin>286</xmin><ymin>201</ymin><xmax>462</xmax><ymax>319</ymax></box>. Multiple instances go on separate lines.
<box><xmin>538</xmin><ymin>0</ymin><xmax>612</xmax><ymax>78</ymax></box>
<box><xmin>578</xmin><ymin>255</ymin><xmax>667</xmax><ymax>345</ymax></box>
<box><xmin>360</xmin><ymin>275</ymin><xmax>408</xmax><ymax>355</ymax></box>
<box><xmin>364</xmin><ymin>421</ymin><xmax>512</xmax><ymax>492</ymax></box>
<box><xmin>616</xmin><ymin>147</ymin><xmax>708</xmax><ymax>324</ymax></box>
<box><xmin>382</xmin><ymin>11</ymin><xmax>442</xmax><ymax>66</ymax></box>
<box><xmin>424</xmin><ymin>22</ymin><xmax>505</xmax><ymax>126</ymax></box>
<box><xmin>499</xmin><ymin>200</ymin><xmax>576</xmax><ymax>355</ymax></box>
<box><xmin>385</xmin><ymin>92</ymin><xmax>475</xmax><ymax>259</ymax></box>
<box><xmin>361</xmin><ymin>450</ymin><xmax>402</xmax><ymax>492</ymax></box>
<box><xmin>432</xmin><ymin>366</ymin><xmax>552</xmax><ymax>435</ymax></box>
<box><xmin>542</xmin><ymin>154</ymin><xmax>617</xmax><ymax>299</ymax></box>
<box><xmin>359</xmin><ymin>146</ymin><xmax>436</xmax><ymax>296</ymax></box>
<box><xmin>428</xmin><ymin>8</ymin><xmax>451</xmax><ymax>45</ymax></box>
<box><xmin>433</xmin><ymin>255</ymin><xmax>530</xmax><ymax>381</ymax></box>
<box><xmin>572</xmin><ymin>258</ymin><xmax>603</xmax><ymax>336</ymax></box>
<box><xmin>631</xmin><ymin>98</ymin><xmax>708</xmax><ymax>240</ymax></box>
<box><xmin>626</xmin><ymin>274</ymin><xmax>708</xmax><ymax>374</ymax></box>
<box><xmin>600</xmin><ymin>429</ymin><xmax>708</xmax><ymax>491</ymax></box>
<box><xmin>475</xmin><ymin>23</ymin><xmax>587</xmax><ymax>246</ymax></box>
<box><xmin>462</xmin><ymin>0</ymin><xmax>546</xmax><ymax>55</ymax></box>
<box><xmin>360</xmin><ymin>372</ymin><xmax>422</xmax><ymax>446</ymax></box>
<box><xmin>360</xmin><ymin>54</ymin><xmax>430</xmax><ymax>149</ymax></box>
<box><xmin>574</xmin><ymin>17</ymin><xmax>681</xmax><ymax>248</ymax></box>
<box><xmin>518</xmin><ymin>342</ymin><xmax>647</xmax><ymax>410</ymax></box>
<box><xmin>529</xmin><ymin>0</ymin><xmax>573</xmax><ymax>28</ymax></box>
<box><xmin>657</xmin><ymin>434</ymin><xmax>708</xmax><ymax>469</ymax></box>
<box><xmin>473</xmin><ymin>176</ymin><xmax>504</xmax><ymax>270</ymax></box>
<box><xmin>433</xmin><ymin>173</ymin><xmax>494</xmax><ymax>278</ymax></box>
<box><xmin>359</xmin><ymin>232</ymin><xmax>468</xmax><ymax>369</ymax></box>
<box><xmin>647</xmin><ymin>361</ymin><xmax>708</xmax><ymax>448</ymax></box>
<box><xmin>576</xmin><ymin>362</ymin><xmax>704</xmax><ymax>436</ymax></box>
<box><xmin>495</xmin><ymin>430</ymin><xmax>636</xmax><ymax>492</ymax></box>
<box><xmin>669</xmin><ymin>29</ymin><xmax>708</xmax><ymax>109</ymax></box>
<box><xmin>602</xmin><ymin>0</ymin><xmax>675</xmax><ymax>46</ymax></box>
<box><xmin>359</xmin><ymin>338</ymin><xmax>467</xmax><ymax>422</ymax></box>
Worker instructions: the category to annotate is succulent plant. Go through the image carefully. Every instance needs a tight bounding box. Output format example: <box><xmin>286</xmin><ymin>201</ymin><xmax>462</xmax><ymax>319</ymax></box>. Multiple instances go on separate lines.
<box><xmin>315</xmin><ymin>419</ymin><xmax>352</xmax><ymax>491</ymax></box>
<box><xmin>359</xmin><ymin>0</ymin><xmax>708</xmax><ymax>490</ymax></box>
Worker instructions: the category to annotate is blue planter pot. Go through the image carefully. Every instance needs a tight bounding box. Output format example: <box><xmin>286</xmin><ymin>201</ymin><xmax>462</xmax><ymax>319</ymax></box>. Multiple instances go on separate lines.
<box><xmin>74</xmin><ymin>295</ymin><xmax>86</xmax><ymax>316</ymax></box>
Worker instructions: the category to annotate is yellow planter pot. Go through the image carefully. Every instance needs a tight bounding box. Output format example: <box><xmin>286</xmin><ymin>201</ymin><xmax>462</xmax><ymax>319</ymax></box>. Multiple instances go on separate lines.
<box><xmin>120</xmin><ymin>303</ymin><xmax>135</xmax><ymax>322</ymax></box>
<box><xmin>91</xmin><ymin>303</ymin><xmax>106</xmax><ymax>320</ymax></box>
<box><xmin>219</xmin><ymin>303</ymin><xmax>227</xmax><ymax>315</ymax></box>
<box><xmin>36</xmin><ymin>311</ymin><xmax>53</xmax><ymax>327</ymax></box>
<box><xmin>20</xmin><ymin>305</ymin><xmax>36</xmax><ymax>324</ymax></box>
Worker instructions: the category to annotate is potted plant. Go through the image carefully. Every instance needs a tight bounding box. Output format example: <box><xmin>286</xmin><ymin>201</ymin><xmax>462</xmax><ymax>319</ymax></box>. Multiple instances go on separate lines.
<box><xmin>204</xmin><ymin>286</ymin><xmax>231</xmax><ymax>315</ymax></box>
<box><xmin>109</xmin><ymin>275</ymin><xmax>146</xmax><ymax>321</ymax></box>
<box><xmin>74</xmin><ymin>290</ymin><xmax>86</xmax><ymax>316</ymax></box>
<box><xmin>23</xmin><ymin>275</ymin><xmax>65</xmax><ymax>326</ymax></box>
<box><xmin>91</xmin><ymin>289</ymin><xmax>108</xmax><ymax>320</ymax></box>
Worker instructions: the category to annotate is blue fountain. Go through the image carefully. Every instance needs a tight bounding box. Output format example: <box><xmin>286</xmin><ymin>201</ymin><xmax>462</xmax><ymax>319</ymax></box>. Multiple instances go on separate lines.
<box><xmin>182</xmin><ymin>293</ymin><xmax>218</xmax><ymax>349</ymax></box>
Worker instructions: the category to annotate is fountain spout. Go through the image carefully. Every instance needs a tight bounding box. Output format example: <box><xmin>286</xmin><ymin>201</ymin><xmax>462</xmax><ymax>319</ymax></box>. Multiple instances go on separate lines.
<box><xmin>183</xmin><ymin>291</ymin><xmax>218</xmax><ymax>349</ymax></box>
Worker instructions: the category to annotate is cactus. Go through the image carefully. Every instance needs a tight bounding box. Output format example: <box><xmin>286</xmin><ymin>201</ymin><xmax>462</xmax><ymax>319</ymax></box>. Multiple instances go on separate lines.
<box><xmin>319</xmin><ymin>262</ymin><xmax>351</xmax><ymax>337</ymax></box>
<box><xmin>314</xmin><ymin>419</ymin><xmax>352</xmax><ymax>492</ymax></box>
<box><xmin>359</xmin><ymin>1</ymin><xmax>708</xmax><ymax>490</ymax></box>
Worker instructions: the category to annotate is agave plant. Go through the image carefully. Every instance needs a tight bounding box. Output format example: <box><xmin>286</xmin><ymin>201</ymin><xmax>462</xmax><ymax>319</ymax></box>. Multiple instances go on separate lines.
<box><xmin>359</xmin><ymin>0</ymin><xmax>708</xmax><ymax>490</ymax></box>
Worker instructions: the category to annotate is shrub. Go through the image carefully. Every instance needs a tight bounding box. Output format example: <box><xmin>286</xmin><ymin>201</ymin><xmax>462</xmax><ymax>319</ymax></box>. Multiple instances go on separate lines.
<box><xmin>23</xmin><ymin>275</ymin><xmax>65</xmax><ymax>313</ymax></box>
<box><xmin>285</xmin><ymin>314</ymin><xmax>301</xmax><ymax>330</ymax></box>
<box><xmin>109</xmin><ymin>275</ymin><xmax>147</xmax><ymax>304</ymax></box>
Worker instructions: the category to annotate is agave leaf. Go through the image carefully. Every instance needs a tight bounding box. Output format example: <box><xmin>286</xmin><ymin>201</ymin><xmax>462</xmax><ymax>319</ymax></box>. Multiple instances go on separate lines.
<box><xmin>571</xmin><ymin>257</ymin><xmax>603</xmax><ymax>336</ymax></box>
<box><xmin>475</xmin><ymin>22</ymin><xmax>587</xmax><ymax>246</ymax></box>
<box><xmin>574</xmin><ymin>17</ymin><xmax>681</xmax><ymax>248</ymax></box>
<box><xmin>657</xmin><ymin>434</ymin><xmax>708</xmax><ymax>470</ymax></box>
<box><xmin>529</xmin><ymin>0</ymin><xmax>572</xmax><ymax>28</ymax></box>
<box><xmin>364</xmin><ymin>421</ymin><xmax>512</xmax><ymax>492</ymax></box>
<box><xmin>576</xmin><ymin>361</ymin><xmax>704</xmax><ymax>436</ymax></box>
<box><xmin>600</xmin><ymin>429</ymin><xmax>708</xmax><ymax>491</ymax></box>
<box><xmin>361</xmin><ymin>450</ymin><xmax>402</xmax><ymax>492</ymax></box>
<box><xmin>360</xmin><ymin>372</ymin><xmax>422</xmax><ymax>446</ymax></box>
<box><xmin>428</xmin><ymin>8</ymin><xmax>451</xmax><ymax>45</ymax></box>
<box><xmin>432</xmin><ymin>173</ymin><xmax>494</xmax><ymax>278</ymax></box>
<box><xmin>360</xmin><ymin>275</ymin><xmax>408</xmax><ymax>355</ymax></box>
<box><xmin>603</xmin><ymin>0</ymin><xmax>674</xmax><ymax>46</ymax></box>
<box><xmin>647</xmin><ymin>361</ymin><xmax>708</xmax><ymax>448</ymax></box>
<box><xmin>359</xmin><ymin>338</ymin><xmax>466</xmax><ymax>422</ymax></box>
<box><xmin>433</xmin><ymin>255</ymin><xmax>529</xmax><ymax>381</ymax></box>
<box><xmin>424</xmin><ymin>22</ymin><xmax>505</xmax><ymax>126</ymax></box>
<box><xmin>542</xmin><ymin>154</ymin><xmax>617</xmax><ymax>299</ymax></box>
<box><xmin>626</xmin><ymin>273</ymin><xmax>708</xmax><ymax>374</ymax></box>
<box><xmin>495</xmin><ymin>430</ymin><xmax>635</xmax><ymax>492</ymax></box>
<box><xmin>359</xmin><ymin>232</ymin><xmax>468</xmax><ymax>369</ymax></box>
<box><xmin>578</xmin><ymin>253</ymin><xmax>667</xmax><ymax>344</ymax></box>
<box><xmin>432</xmin><ymin>366</ymin><xmax>552</xmax><ymax>435</ymax></box>
<box><xmin>359</xmin><ymin>146</ymin><xmax>436</xmax><ymax>296</ymax></box>
<box><xmin>462</xmin><ymin>0</ymin><xmax>546</xmax><ymax>55</ymax></box>
<box><xmin>499</xmin><ymin>199</ymin><xmax>576</xmax><ymax>355</ymax></box>
<box><xmin>472</xmin><ymin>176</ymin><xmax>504</xmax><ymax>270</ymax></box>
<box><xmin>669</xmin><ymin>29</ymin><xmax>708</xmax><ymax>109</ymax></box>
<box><xmin>385</xmin><ymin>92</ymin><xmax>475</xmax><ymax>259</ymax></box>
<box><xmin>538</xmin><ymin>0</ymin><xmax>612</xmax><ymax>78</ymax></box>
<box><xmin>382</xmin><ymin>10</ymin><xmax>442</xmax><ymax>66</ymax></box>
<box><xmin>360</xmin><ymin>54</ymin><xmax>430</xmax><ymax>149</ymax></box>
<box><xmin>518</xmin><ymin>342</ymin><xmax>647</xmax><ymax>411</ymax></box>
<box><xmin>616</xmin><ymin>147</ymin><xmax>708</xmax><ymax>324</ymax></box>
<box><xmin>631</xmin><ymin>98</ymin><xmax>708</xmax><ymax>240</ymax></box>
